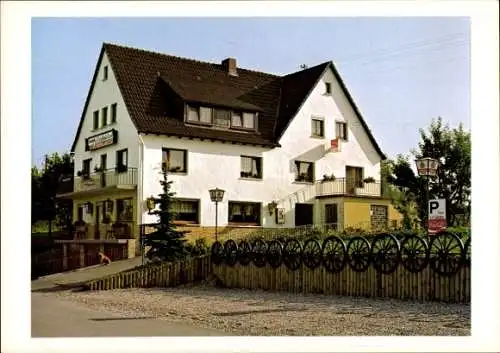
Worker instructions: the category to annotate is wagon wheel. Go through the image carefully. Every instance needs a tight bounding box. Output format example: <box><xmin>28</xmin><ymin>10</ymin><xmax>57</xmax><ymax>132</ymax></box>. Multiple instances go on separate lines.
<box><xmin>322</xmin><ymin>236</ymin><xmax>347</xmax><ymax>273</ymax></box>
<box><xmin>462</xmin><ymin>237</ymin><xmax>471</xmax><ymax>264</ymax></box>
<box><xmin>223</xmin><ymin>239</ymin><xmax>238</xmax><ymax>267</ymax></box>
<box><xmin>428</xmin><ymin>232</ymin><xmax>464</xmax><ymax>277</ymax></box>
<box><xmin>302</xmin><ymin>239</ymin><xmax>322</xmax><ymax>269</ymax></box>
<box><xmin>210</xmin><ymin>241</ymin><xmax>224</xmax><ymax>265</ymax></box>
<box><xmin>237</xmin><ymin>240</ymin><xmax>252</xmax><ymax>266</ymax></box>
<box><xmin>252</xmin><ymin>239</ymin><xmax>267</xmax><ymax>268</ymax></box>
<box><xmin>266</xmin><ymin>240</ymin><xmax>284</xmax><ymax>269</ymax></box>
<box><xmin>283</xmin><ymin>238</ymin><xmax>303</xmax><ymax>271</ymax></box>
<box><xmin>400</xmin><ymin>235</ymin><xmax>429</xmax><ymax>273</ymax></box>
<box><xmin>370</xmin><ymin>233</ymin><xmax>400</xmax><ymax>274</ymax></box>
<box><xmin>346</xmin><ymin>236</ymin><xmax>371</xmax><ymax>272</ymax></box>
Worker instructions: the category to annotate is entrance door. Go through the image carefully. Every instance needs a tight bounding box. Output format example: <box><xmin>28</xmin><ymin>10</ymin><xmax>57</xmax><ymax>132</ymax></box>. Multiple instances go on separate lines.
<box><xmin>295</xmin><ymin>203</ymin><xmax>313</xmax><ymax>226</ymax></box>
<box><xmin>346</xmin><ymin>166</ymin><xmax>363</xmax><ymax>195</ymax></box>
<box><xmin>94</xmin><ymin>205</ymin><xmax>101</xmax><ymax>239</ymax></box>
<box><xmin>325</xmin><ymin>204</ymin><xmax>338</xmax><ymax>230</ymax></box>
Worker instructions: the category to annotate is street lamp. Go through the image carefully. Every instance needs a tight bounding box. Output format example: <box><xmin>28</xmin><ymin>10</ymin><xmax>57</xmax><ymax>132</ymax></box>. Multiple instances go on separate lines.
<box><xmin>209</xmin><ymin>188</ymin><xmax>225</xmax><ymax>242</ymax></box>
<box><xmin>415</xmin><ymin>157</ymin><xmax>439</xmax><ymax>233</ymax></box>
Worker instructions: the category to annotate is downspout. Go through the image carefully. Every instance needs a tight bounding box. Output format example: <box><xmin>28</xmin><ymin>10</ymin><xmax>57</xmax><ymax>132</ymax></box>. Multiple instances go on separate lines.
<box><xmin>137</xmin><ymin>133</ymin><xmax>146</xmax><ymax>260</ymax></box>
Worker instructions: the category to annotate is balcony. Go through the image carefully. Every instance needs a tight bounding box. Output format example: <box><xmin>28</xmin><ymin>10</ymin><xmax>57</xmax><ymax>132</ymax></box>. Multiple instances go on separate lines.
<box><xmin>57</xmin><ymin>168</ymin><xmax>138</xmax><ymax>197</ymax></box>
<box><xmin>315</xmin><ymin>178</ymin><xmax>387</xmax><ymax>198</ymax></box>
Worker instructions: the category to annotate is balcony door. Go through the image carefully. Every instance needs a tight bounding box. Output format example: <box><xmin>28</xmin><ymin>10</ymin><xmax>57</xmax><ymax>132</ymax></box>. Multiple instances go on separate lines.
<box><xmin>100</xmin><ymin>154</ymin><xmax>107</xmax><ymax>187</ymax></box>
<box><xmin>346</xmin><ymin>166</ymin><xmax>363</xmax><ymax>195</ymax></box>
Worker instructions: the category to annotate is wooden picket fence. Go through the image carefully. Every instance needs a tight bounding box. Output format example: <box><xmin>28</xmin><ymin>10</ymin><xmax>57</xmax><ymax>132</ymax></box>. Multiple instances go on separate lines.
<box><xmin>85</xmin><ymin>255</ymin><xmax>211</xmax><ymax>291</ymax></box>
<box><xmin>212</xmin><ymin>262</ymin><xmax>471</xmax><ymax>303</ymax></box>
<box><xmin>84</xmin><ymin>254</ymin><xmax>470</xmax><ymax>304</ymax></box>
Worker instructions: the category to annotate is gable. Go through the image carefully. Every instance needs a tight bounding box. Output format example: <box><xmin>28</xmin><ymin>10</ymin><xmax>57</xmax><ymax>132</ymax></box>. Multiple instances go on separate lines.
<box><xmin>71</xmin><ymin>49</ymin><xmax>140</xmax><ymax>170</ymax></box>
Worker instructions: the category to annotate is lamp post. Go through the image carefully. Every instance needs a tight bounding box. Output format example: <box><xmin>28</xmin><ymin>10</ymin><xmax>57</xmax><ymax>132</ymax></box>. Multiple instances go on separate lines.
<box><xmin>209</xmin><ymin>188</ymin><xmax>225</xmax><ymax>242</ymax></box>
<box><xmin>415</xmin><ymin>157</ymin><xmax>439</xmax><ymax>233</ymax></box>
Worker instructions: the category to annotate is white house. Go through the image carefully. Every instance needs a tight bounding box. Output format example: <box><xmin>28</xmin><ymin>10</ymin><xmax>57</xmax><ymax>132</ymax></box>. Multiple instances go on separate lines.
<box><xmin>57</xmin><ymin>43</ymin><xmax>401</xmax><ymax>246</ymax></box>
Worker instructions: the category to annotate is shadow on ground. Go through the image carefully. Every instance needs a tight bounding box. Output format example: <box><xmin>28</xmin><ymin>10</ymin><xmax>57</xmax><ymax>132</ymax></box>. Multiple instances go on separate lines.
<box><xmin>90</xmin><ymin>316</ymin><xmax>157</xmax><ymax>321</ymax></box>
<box><xmin>31</xmin><ymin>284</ymin><xmax>88</xmax><ymax>293</ymax></box>
<box><xmin>212</xmin><ymin>307</ymin><xmax>308</xmax><ymax>317</ymax></box>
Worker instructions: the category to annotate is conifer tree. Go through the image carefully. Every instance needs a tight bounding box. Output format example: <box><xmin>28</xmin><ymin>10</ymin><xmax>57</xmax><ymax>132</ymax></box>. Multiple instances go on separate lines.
<box><xmin>144</xmin><ymin>169</ymin><xmax>189</xmax><ymax>262</ymax></box>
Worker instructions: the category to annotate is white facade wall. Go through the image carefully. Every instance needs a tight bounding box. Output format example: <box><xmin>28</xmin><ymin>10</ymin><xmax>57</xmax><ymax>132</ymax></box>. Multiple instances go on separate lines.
<box><xmin>140</xmin><ymin>67</ymin><xmax>382</xmax><ymax>227</ymax></box>
<box><xmin>72</xmin><ymin>52</ymin><xmax>141</xmax><ymax>175</ymax></box>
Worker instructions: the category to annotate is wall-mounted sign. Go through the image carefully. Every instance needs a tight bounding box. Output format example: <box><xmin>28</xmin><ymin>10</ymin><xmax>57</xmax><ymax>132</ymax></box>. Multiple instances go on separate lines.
<box><xmin>276</xmin><ymin>208</ymin><xmax>285</xmax><ymax>224</ymax></box>
<box><xmin>86</xmin><ymin>129</ymin><xmax>118</xmax><ymax>151</ymax></box>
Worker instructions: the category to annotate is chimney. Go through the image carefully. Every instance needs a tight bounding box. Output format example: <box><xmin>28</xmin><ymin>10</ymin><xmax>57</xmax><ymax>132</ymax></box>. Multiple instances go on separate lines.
<box><xmin>221</xmin><ymin>57</ymin><xmax>238</xmax><ymax>77</ymax></box>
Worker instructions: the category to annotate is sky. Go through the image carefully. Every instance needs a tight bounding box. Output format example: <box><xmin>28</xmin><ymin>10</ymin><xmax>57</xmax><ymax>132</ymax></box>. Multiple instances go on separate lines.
<box><xmin>31</xmin><ymin>17</ymin><xmax>470</xmax><ymax>167</ymax></box>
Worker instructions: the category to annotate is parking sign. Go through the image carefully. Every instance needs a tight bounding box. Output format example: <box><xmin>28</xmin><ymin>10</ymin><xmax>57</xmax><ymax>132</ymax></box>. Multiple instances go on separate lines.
<box><xmin>428</xmin><ymin>199</ymin><xmax>447</xmax><ymax>234</ymax></box>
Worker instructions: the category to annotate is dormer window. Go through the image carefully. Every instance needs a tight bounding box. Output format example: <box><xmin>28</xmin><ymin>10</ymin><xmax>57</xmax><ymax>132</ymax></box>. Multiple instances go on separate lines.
<box><xmin>214</xmin><ymin>108</ymin><xmax>231</xmax><ymax>128</ymax></box>
<box><xmin>185</xmin><ymin>104</ymin><xmax>257</xmax><ymax>131</ymax></box>
<box><xmin>186</xmin><ymin>106</ymin><xmax>211</xmax><ymax>124</ymax></box>
<box><xmin>242</xmin><ymin>112</ymin><xmax>255</xmax><ymax>129</ymax></box>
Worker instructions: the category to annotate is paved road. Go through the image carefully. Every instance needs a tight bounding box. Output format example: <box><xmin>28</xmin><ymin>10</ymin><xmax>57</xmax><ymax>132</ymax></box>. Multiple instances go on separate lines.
<box><xmin>31</xmin><ymin>293</ymin><xmax>229</xmax><ymax>337</ymax></box>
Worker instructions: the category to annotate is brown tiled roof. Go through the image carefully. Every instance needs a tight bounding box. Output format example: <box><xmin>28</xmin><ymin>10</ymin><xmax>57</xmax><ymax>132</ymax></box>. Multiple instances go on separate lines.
<box><xmin>71</xmin><ymin>43</ymin><xmax>385</xmax><ymax>158</ymax></box>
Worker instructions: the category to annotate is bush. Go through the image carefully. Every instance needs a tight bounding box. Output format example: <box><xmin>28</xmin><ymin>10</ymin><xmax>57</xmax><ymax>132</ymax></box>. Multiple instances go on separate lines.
<box><xmin>186</xmin><ymin>237</ymin><xmax>210</xmax><ymax>257</ymax></box>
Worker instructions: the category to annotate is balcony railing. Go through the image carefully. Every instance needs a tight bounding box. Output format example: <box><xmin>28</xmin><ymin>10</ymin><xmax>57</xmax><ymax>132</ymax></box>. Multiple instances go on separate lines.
<box><xmin>315</xmin><ymin>178</ymin><xmax>387</xmax><ymax>198</ymax></box>
<box><xmin>57</xmin><ymin>168</ymin><xmax>138</xmax><ymax>195</ymax></box>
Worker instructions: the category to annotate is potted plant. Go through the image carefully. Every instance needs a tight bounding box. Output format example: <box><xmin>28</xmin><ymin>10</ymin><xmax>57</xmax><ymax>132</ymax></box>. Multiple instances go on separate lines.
<box><xmin>363</xmin><ymin>176</ymin><xmax>376</xmax><ymax>183</ymax></box>
<box><xmin>94</xmin><ymin>165</ymin><xmax>104</xmax><ymax>173</ymax></box>
<box><xmin>321</xmin><ymin>174</ymin><xmax>336</xmax><ymax>183</ymax></box>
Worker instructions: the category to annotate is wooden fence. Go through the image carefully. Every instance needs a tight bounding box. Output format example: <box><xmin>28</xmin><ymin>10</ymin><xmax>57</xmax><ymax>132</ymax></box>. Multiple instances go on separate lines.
<box><xmin>85</xmin><ymin>255</ymin><xmax>212</xmax><ymax>291</ymax></box>
<box><xmin>212</xmin><ymin>261</ymin><xmax>470</xmax><ymax>303</ymax></box>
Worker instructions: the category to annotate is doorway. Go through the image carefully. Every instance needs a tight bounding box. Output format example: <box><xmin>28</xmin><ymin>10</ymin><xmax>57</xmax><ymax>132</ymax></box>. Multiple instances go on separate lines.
<box><xmin>295</xmin><ymin>203</ymin><xmax>313</xmax><ymax>226</ymax></box>
<box><xmin>325</xmin><ymin>204</ymin><xmax>338</xmax><ymax>230</ymax></box>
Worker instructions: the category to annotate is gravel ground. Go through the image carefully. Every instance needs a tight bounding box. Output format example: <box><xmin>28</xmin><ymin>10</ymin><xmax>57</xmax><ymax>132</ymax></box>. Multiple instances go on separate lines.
<box><xmin>54</xmin><ymin>285</ymin><xmax>470</xmax><ymax>336</ymax></box>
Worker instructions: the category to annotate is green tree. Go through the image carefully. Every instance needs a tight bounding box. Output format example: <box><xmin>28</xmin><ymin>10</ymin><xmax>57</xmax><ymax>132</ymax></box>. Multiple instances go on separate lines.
<box><xmin>31</xmin><ymin>152</ymin><xmax>74</xmax><ymax>232</ymax></box>
<box><xmin>143</xmin><ymin>170</ymin><xmax>189</xmax><ymax>262</ymax></box>
<box><xmin>387</xmin><ymin>117</ymin><xmax>471</xmax><ymax>228</ymax></box>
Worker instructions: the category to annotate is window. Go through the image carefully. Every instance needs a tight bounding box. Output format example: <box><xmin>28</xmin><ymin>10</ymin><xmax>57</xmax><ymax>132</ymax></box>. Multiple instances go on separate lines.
<box><xmin>171</xmin><ymin>199</ymin><xmax>199</xmax><ymax>224</ymax></box>
<box><xmin>242</xmin><ymin>112</ymin><xmax>255</xmax><ymax>129</ymax></box>
<box><xmin>325</xmin><ymin>82</ymin><xmax>332</xmax><ymax>94</ymax></box>
<box><xmin>311</xmin><ymin>118</ymin><xmax>324</xmax><ymax>138</ymax></box>
<box><xmin>336</xmin><ymin>122</ymin><xmax>348</xmax><ymax>141</ymax></box>
<box><xmin>231</xmin><ymin>111</ymin><xmax>242</xmax><ymax>128</ymax></box>
<box><xmin>103</xmin><ymin>65</ymin><xmax>108</xmax><ymax>81</ymax></box>
<box><xmin>101</xmin><ymin>107</ymin><xmax>108</xmax><ymax>127</ymax></box>
<box><xmin>116</xmin><ymin>149</ymin><xmax>128</xmax><ymax>173</ymax></box>
<box><xmin>77</xmin><ymin>205</ymin><xmax>84</xmax><ymax>222</ymax></box>
<box><xmin>117</xmin><ymin>198</ymin><xmax>133</xmax><ymax>221</ymax></box>
<box><xmin>214</xmin><ymin>108</ymin><xmax>231</xmax><ymax>128</ymax></box>
<box><xmin>240</xmin><ymin>156</ymin><xmax>262</xmax><ymax>179</ymax></box>
<box><xmin>199</xmin><ymin>107</ymin><xmax>212</xmax><ymax>124</ymax></box>
<box><xmin>187</xmin><ymin>105</ymin><xmax>200</xmax><ymax>122</ymax></box>
<box><xmin>186</xmin><ymin>105</ymin><xmax>212</xmax><ymax>124</ymax></box>
<box><xmin>228</xmin><ymin>201</ymin><xmax>261</xmax><ymax>225</ymax></box>
<box><xmin>162</xmin><ymin>148</ymin><xmax>187</xmax><ymax>173</ymax></box>
<box><xmin>111</xmin><ymin>103</ymin><xmax>117</xmax><ymax>123</ymax></box>
<box><xmin>93</xmin><ymin>111</ymin><xmax>99</xmax><ymax>130</ymax></box>
<box><xmin>82</xmin><ymin>159</ymin><xmax>91</xmax><ymax>178</ymax></box>
<box><xmin>294</xmin><ymin>161</ymin><xmax>314</xmax><ymax>182</ymax></box>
